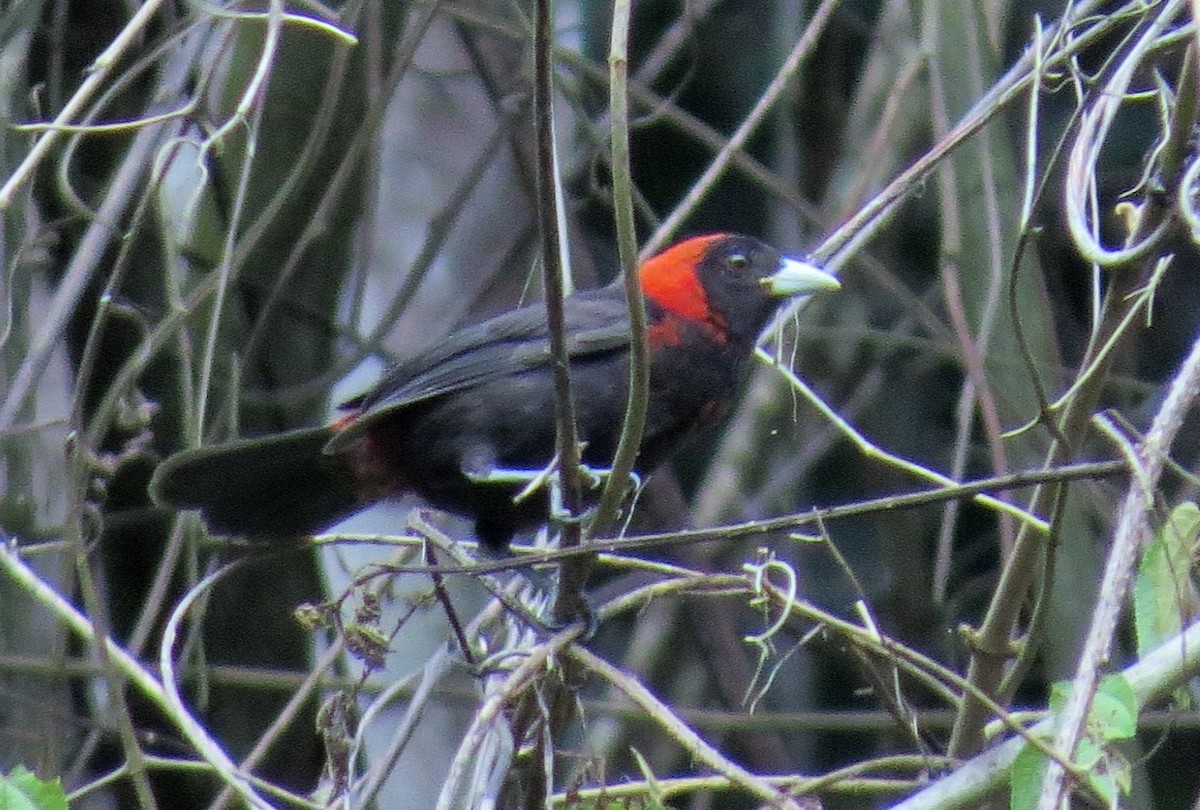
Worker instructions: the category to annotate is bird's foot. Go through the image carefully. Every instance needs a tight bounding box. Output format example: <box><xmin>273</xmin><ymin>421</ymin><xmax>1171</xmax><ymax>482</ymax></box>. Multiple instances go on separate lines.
<box><xmin>535</xmin><ymin>464</ymin><xmax>641</xmax><ymax>529</ymax></box>
<box><xmin>472</xmin><ymin>544</ymin><xmax>597</xmax><ymax>639</ymax></box>
<box><xmin>546</xmin><ymin>590</ymin><xmax>599</xmax><ymax>640</ymax></box>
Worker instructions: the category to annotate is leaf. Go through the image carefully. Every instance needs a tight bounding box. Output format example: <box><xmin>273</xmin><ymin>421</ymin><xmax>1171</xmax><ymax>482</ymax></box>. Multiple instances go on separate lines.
<box><xmin>1134</xmin><ymin>502</ymin><xmax>1200</xmax><ymax>658</ymax></box>
<box><xmin>1032</xmin><ymin>678</ymin><xmax>1137</xmax><ymax>807</ymax></box>
<box><xmin>1074</xmin><ymin>736</ymin><xmax>1103</xmax><ymax>770</ymax></box>
<box><xmin>1049</xmin><ymin>679</ymin><xmax>1072</xmax><ymax>715</ymax></box>
<box><xmin>1082</xmin><ymin>751</ymin><xmax>1119</xmax><ymax>809</ymax></box>
<box><xmin>1010</xmin><ymin>741</ymin><xmax>1048</xmax><ymax>810</ymax></box>
<box><xmin>1080</xmin><ymin>739</ymin><xmax>1130</xmax><ymax>810</ymax></box>
<box><xmin>1105</xmin><ymin>747</ymin><xmax>1132</xmax><ymax>798</ymax></box>
<box><xmin>0</xmin><ymin>766</ymin><xmax>68</xmax><ymax>810</ymax></box>
<box><xmin>1046</xmin><ymin>675</ymin><xmax>1137</xmax><ymax>740</ymax></box>
<box><xmin>1092</xmin><ymin>675</ymin><xmax>1137</xmax><ymax>740</ymax></box>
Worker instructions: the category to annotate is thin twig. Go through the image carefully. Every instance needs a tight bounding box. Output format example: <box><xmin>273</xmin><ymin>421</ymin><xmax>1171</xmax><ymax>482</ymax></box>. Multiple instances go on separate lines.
<box><xmin>1037</xmin><ymin>327</ymin><xmax>1200</xmax><ymax>807</ymax></box>
<box><xmin>895</xmin><ymin>619</ymin><xmax>1200</xmax><ymax>810</ymax></box>
<box><xmin>347</xmin><ymin>460</ymin><xmax>1126</xmax><ymax>578</ymax></box>
<box><xmin>0</xmin><ymin>544</ymin><xmax>276</xmax><ymax>808</ymax></box>
<box><xmin>590</xmin><ymin>0</ymin><xmax>647</xmax><ymax>538</ymax></box>
<box><xmin>950</xmin><ymin>0</ymin><xmax>1187</xmax><ymax>758</ymax></box>
<box><xmin>436</xmin><ymin>627</ymin><xmax>582</xmax><ymax>809</ymax></box>
<box><xmin>570</xmin><ymin>645</ymin><xmax>805</xmax><ymax>809</ymax></box>
<box><xmin>0</xmin><ymin>0</ymin><xmax>168</xmax><ymax>210</ymax></box>
<box><xmin>643</xmin><ymin>0</ymin><xmax>843</xmax><ymax>256</ymax></box>
<box><xmin>532</xmin><ymin>0</ymin><xmax>585</xmax><ymax>626</ymax></box>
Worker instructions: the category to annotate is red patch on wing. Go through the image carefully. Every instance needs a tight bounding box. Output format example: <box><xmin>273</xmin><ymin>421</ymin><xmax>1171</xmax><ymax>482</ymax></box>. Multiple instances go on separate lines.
<box><xmin>639</xmin><ymin>235</ymin><xmax>729</xmax><ymax>337</ymax></box>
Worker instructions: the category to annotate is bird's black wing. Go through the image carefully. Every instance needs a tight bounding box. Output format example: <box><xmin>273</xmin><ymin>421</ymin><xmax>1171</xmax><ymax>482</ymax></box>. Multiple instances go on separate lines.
<box><xmin>326</xmin><ymin>289</ymin><xmax>632</xmax><ymax>452</ymax></box>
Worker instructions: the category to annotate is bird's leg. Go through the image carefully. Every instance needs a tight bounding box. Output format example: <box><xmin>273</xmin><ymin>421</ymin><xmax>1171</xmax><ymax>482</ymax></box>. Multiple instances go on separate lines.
<box><xmin>544</xmin><ymin>466</ymin><xmax>642</xmax><ymax>525</ymax></box>
<box><xmin>464</xmin><ymin>446</ymin><xmax>639</xmax><ymax>513</ymax></box>
<box><xmin>463</xmin><ymin>456</ymin><xmax>560</xmax><ymax>501</ymax></box>
<box><xmin>467</xmin><ymin>454</ymin><xmax>620</xmax><ymax>638</ymax></box>
<box><xmin>513</xmin><ymin>451</ymin><xmax>564</xmax><ymax>505</ymax></box>
<box><xmin>462</xmin><ymin>445</ymin><xmax>568</xmax><ymax>500</ymax></box>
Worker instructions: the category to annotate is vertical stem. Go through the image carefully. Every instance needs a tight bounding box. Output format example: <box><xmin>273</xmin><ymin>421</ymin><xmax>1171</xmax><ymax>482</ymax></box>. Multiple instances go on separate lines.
<box><xmin>532</xmin><ymin>0</ymin><xmax>584</xmax><ymax>623</ymax></box>
<box><xmin>948</xmin><ymin>269</ymin><xmax>1143</xmax><ymax>757</ymax></box>
<box><xmin>589</xmin><ymin>0</ymin><xmax>647</xmax><ymax>537</ymax></box>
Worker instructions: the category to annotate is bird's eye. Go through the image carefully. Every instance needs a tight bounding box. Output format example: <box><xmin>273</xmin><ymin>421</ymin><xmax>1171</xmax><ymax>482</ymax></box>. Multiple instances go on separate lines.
<box><xmin>727</xmin><ymin>253</ymin><xmax>749</xmax><ymax>271</ymax></box>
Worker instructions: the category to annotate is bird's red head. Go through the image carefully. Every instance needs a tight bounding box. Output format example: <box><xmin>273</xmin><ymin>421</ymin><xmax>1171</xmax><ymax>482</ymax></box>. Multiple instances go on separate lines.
<box><xmin>638</xmin><ymin>234</ymin><xmax>727</xmax><ymax>323</ymax></box>
<box><xmin>638</xmin><ymin>233</ymin><xmax>839</xmax><ymax>346</ymax></box>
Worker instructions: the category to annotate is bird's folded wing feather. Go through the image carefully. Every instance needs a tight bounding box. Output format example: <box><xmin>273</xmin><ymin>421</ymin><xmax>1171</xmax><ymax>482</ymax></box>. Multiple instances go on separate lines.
<box><xmin>326</xmin><ymin>292</ymin><xmax>632</xmax><ymax>452</ymax></box>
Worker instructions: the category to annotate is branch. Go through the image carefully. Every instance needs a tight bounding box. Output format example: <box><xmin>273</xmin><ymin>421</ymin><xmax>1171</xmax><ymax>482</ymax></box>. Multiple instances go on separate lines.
<box><xmin>893</xmin><ymin>619</ymin><xmax>1200</xmax><ymax>810</ymax></box>
<box><xmin>0</xmin><ymin>543</ymin><xmax>275</xmax><ymax>808</ymax></box>
<box><xmin>531</xmin><ymin>0</ymin><xmax>586</xmax><ymax>626</ymax></box>
<box><xmin>1038</xmin><ymin>318</ymin><xmax>1200</xmax><ymax>806</ymax></box>
<box><xmin>589</xmin><ymin>0</ymin><xmax>647</xmax><ymax>538</ymax></box>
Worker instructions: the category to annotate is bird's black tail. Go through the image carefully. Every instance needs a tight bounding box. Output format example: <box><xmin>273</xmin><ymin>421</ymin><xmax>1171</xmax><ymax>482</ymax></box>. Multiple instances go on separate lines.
<box><xmin>150</xmin><ymin>426</ymin><xmax>361</xmax><ymax>537</ymax></box>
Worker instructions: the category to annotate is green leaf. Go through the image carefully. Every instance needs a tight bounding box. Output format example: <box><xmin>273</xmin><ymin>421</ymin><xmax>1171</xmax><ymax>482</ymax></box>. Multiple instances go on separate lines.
<box><xmin>1047</xmin><ymin>676</ymin><xmax>1138</xmax><ymax>740</ymax></box>
<box><xmin>1030</xmin><ymin>678</ymin><xmax>1137</xmax><ymax>808</ymax></box>
<box><xmin>1074</xmin><ymin>736</ymin><xmax>1103</xmax><ymax>771</ymax></box>
<box><xmin>1108</xmin><ymin>747</ymin><xmax>1133</xmax><ymax>795</ymax></box>
<box><xmin>1080</xmin><ymin>740</ymin><xmax>1130</xmax><ymax>810</ymax></box>
<box><xmin>1134</xmin><ymin>502</ymin><xmax>1200</xmax><ymax>658</ymax></box>
<box><xmin>1010</xmin><ymin>742</ymin><xmax>1048</xmax><ymax>810</ymax></box>
<box><xmin>0</xmin><ymin>766</ymin><xmax>68</xmax><ymax>810</ymax></box>
<box><xmin>1092</xmin><ymin>675</ymin><xmax>1137</xmax><ymax>740</ymax></box>
<box><xmin>1049</xmin><ymin>680</ymin><xmax>1072</xmax><ymax>715</ymax></box>
<box><xmin>1084</xmin><ymin>763</ymin><xmax>1118</xmax><ymax>809</ymax></box>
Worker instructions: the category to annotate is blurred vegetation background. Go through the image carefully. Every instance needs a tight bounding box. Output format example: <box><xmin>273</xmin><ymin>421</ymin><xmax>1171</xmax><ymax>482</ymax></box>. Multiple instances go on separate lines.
<box><xmin>2</xmin><ymin>0</ymin><xmax>1200</xmax><ymax>808</ymax></box>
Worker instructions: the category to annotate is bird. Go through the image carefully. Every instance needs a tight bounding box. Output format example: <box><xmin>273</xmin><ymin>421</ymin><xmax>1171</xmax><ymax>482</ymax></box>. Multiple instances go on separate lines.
<box><xmin>150</xmin><ymin>233</ymin><xmax>839</xmax><ymax>551</ymax></box>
